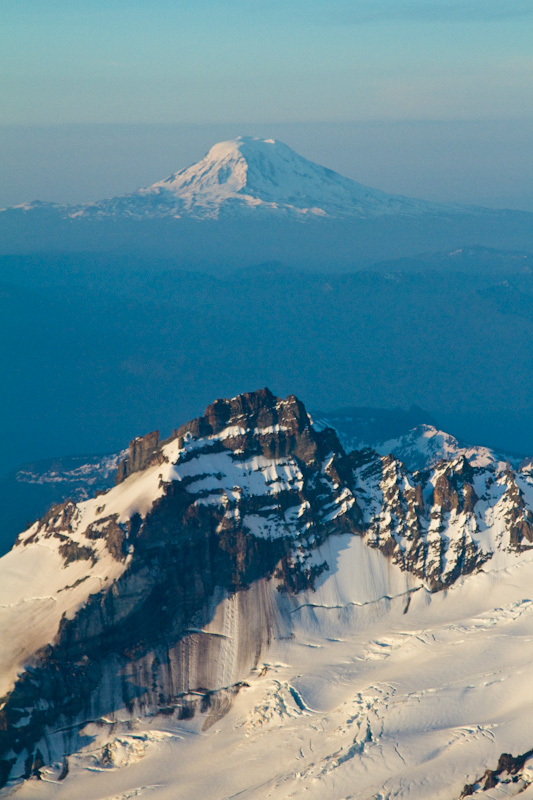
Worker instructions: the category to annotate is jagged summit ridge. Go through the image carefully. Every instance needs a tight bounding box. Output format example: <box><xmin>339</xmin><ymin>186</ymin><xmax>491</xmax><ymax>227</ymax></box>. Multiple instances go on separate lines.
<box><xmin>116</xmin><ymin>387</ymin><xmax>329</xmax><ymax>482</ymax></box>
<box><xmin>3</xmin><ymin>136</ymin><xmax>472</xmax><ymax>221</ymax></box>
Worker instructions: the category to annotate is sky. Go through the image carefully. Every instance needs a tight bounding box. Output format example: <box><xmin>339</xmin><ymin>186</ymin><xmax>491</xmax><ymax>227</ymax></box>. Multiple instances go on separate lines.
<box><xmin>1</xmin><ymin>0</ymin><xmax>532</xmax><ymax>209</ymax></box>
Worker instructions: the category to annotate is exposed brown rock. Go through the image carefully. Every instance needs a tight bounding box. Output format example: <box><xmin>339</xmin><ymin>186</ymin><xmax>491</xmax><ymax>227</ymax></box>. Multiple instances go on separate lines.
<box><xmin>116</xmin><ymin>430</ymin><xmax>161</xmax><ymax>484</ymax></box>
<box><xmin>355</xmin><ymin>452</ymin><xmax>489</xmax><ymax>590</ymax></box>
<box><xmin>460</xmin><ymin>748</ymin><xmax>533</xmax><ymax>797</ymax></box>
<box><xmin>85</xmin><ymin>515</ymin><xmax>128</xmax><ymax>561</ymax></box>
<box><xmin>504</xmin><ymin>472</ymin><xmax>533</xmax><ymax>549</ymax></box>
<box><xmin>58</xmin><ymin>541</ymin><xmax>96</xmax><ymax>567</ymax></box>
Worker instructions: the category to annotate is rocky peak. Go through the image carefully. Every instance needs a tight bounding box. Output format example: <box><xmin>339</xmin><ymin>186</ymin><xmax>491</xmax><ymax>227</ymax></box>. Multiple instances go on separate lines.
<box><xmin>0</xmin><ymin>390</ymin><xmax>364</xmax><ymax>787</ymax></box>
<box><xmin>174</xmin><ymin>387</ymin><xmax>311</xmax><ymax>441</ymax></box>
<box><xmin>5</xmin><ymin>391</ymin><xmax>533</xmax><ymax>789</ymax></box>
<box><xmin>116</xmin><ymin>389</ymin><xmax>334</xmax><ymax>487</ymax></box>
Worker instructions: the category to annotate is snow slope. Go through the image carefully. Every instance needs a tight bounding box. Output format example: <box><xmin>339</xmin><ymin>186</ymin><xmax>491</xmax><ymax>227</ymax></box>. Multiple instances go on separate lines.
<box><xmin>7</xmin><ymin>541</ymin><xmax>533</xmax><ymax>800</ymax></box>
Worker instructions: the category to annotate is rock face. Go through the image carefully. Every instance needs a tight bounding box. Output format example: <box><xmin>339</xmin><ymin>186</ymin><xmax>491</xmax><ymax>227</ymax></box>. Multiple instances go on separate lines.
<box><xmin>3</xmin><ymin>388</ymin><xmax>533</xmax><ymax>789</ymax></box>
<box><xmin>0</xmin><ymin>390</ymin><xmax>361</xmax><ymax>786</ymax></box>
<box><xmin>353</xmin><ymin>447</ymin><xmax>533</xmax><ymax>590</ymax></box>
<box><xmin>115</xmin><ymin>430</ymin><xmax>160</xmax><ymax>483</ymax></box>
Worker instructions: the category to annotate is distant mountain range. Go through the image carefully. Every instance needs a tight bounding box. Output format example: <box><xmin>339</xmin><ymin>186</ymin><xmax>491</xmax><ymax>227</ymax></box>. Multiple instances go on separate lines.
<box><xmin>372</xmin><ymin>244</ymin><xmax>533</xmax><ymax>274</ymax></box>
<box><xmin>2</xmin><ymin>137</ymin><xmax>532</xmax><ymax>265</ymax></box>
<box><xmin>2</xmin><ymin>136</ymin><xmax>477</xmax><ymax>222</ymax></box>
<box><xmin>3</xmin><ymin>258</ymin><xmax>533</xmax><ymax>494</ymax></box>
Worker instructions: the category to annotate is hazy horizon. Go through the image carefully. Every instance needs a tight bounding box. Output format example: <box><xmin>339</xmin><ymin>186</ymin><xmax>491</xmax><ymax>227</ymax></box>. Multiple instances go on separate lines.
<box><xmin>1</xmin><ymin>119</ymin><xmax>532</xmax><ymax>213</ymax></box>
<box><xmin>2</xmin><ymin>0</ymin><xmax>532</xmax><ymax>212</ymax></box>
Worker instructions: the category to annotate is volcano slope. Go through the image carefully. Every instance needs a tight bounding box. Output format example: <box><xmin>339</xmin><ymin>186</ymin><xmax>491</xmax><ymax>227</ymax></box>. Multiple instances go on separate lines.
<box><xmin>2</xmin><ymin>137</ymin><xmax>533</xmax><ymax>266</ymax></box>
<box><xmin>2</xmin><ymin>389</ymin><xmax>533</xmax><ymax>799</ymax></box>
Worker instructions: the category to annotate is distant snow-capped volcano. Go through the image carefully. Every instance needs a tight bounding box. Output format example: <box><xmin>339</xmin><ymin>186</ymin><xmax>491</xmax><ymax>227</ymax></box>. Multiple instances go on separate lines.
<box><xmin>131</xmin><ymin>135</ymin><xmax>451</xmax><ymax>220</ymax></box>
<box><xmin>6</xmin><ymin>136</ymin><xmax>473</xmax><ymax>221</ymax></box>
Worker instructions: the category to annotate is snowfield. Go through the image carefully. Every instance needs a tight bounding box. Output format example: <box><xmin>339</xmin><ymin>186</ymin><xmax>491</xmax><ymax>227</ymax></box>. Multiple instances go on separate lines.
<box><xmin>5</xmin><ymin>539</ymin><xmax>533</xmax><ymax>800</ymax></box>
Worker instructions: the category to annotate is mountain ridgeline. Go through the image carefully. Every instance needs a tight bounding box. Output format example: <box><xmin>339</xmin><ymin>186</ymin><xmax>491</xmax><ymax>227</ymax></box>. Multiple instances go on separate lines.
<box><xmin>2</xmin><ymin>390</ymin><xmax>533</xmax><ymax>789</ymax></box>
<box><xmin>1</xmin><ymin>137</ymin><xmax>532</xmax><ymax>265</ymax></box>
<box><xmin>0</xmin><ymin>136</ymin><xmax>482</xmax><ymax>221</ymax></box>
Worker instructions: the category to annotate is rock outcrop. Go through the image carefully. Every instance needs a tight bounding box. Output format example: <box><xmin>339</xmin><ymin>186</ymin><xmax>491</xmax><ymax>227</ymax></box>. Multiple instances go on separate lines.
<box><xmin>460</xmin><ymin>749</ymin><xmax>533</xmax><ymax>797</ymax></box>
<box><xmin>0</xmin><ymin>390</ymin><xmax>360</xmax><ymax>787</ymax></box>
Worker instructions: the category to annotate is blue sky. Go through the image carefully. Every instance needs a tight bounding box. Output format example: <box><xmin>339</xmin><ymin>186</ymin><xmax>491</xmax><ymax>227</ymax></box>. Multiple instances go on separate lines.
<box><xmin>1</xmin><ymin>1</ymin><xmax>532</xmax><ymax>209</ymax></box>
<box><xmin>2</xmin><ymin>0</ymin><xmax>532</xmax><ymax>124</ymax></box>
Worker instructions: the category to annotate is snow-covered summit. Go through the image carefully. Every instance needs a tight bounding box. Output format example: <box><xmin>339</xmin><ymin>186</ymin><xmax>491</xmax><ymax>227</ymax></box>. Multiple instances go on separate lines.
<box><xmin>316</xmin><ymin>409</ymin><xmax>520</xmax><ymax>473</ymax></box>
<box><xmin>5</xmin><ymin>136</ymin><xmax>472</xmax><ymax>222</ymax></box>
<box><xmin>78</xmin><ymin>136</ymin><xmax>470</xmax><ymax>220</ymax></box>
<box><xmin>137</xmin><ymin>135</ymin><xmax>438</xmax><ymax>220</ymax></box>
<box><xmin>375</xmin><ymin>423</ymin><xmax>517</xmax><ymax>472</ymax></box>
